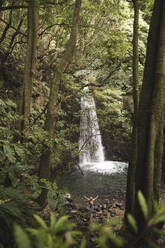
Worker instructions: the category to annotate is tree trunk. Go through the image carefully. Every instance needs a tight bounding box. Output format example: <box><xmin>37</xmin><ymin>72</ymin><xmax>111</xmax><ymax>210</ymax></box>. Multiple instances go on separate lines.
<box><xmin>37</xmin><ymin>0</ymin><xmax>82</xmax><ymax>205</ymax></box>
<box><xmin>18</xmin><ymin>0</ymin><xmax>39</xmax><ymax>132</ymax></box>
<box><xmin>134</xmin><ymin>0</ymin><xmax>165</xmax><ymax>230</ymax></box>
<box><xmin>125</xmin><ymin>0</ymin><xmax>140</xmax><ymax>216</ymax></box>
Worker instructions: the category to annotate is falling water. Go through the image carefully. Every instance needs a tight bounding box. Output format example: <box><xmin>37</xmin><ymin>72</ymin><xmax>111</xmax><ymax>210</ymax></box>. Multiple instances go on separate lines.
<box><xmin>79</xmin><ymin>87</ymin><xmax>104</xmax><ymax>165</ymax></box>
<box><xmin>79</xmin><ymin>86</ymin><xmax>128</xmax><ymax>174</ymax></box>
<box><xmin>58</xmin><ymin>86</ymin><xmax>128</xmax><ymax>198</ymax></box>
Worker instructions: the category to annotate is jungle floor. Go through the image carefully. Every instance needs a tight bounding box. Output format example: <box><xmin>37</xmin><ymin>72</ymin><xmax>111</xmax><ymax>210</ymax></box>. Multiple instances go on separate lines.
<box><xmin>40</xmin><ymin>184</ymin><xmax>165</xmax><ymax>248</ymax></box>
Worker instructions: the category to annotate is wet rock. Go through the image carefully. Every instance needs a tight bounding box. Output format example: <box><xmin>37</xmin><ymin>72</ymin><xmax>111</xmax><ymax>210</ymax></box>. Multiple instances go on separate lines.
<box><xmin>70</xmin><ymin>209</ymin><xmax>78</xmax><ymax>214</ymax></box>
<box><xmin>103</xmin><ymin>204</ymin><xmax>107</xmax><ymax>209</ymax></box>
<box><xmin>105</xmin><ymin>199</ymin><xmax>110</xmax><ymax>204</ymax></box>
<box><xmin>94</xmin><ymin>206</ymin><xmax>99</xmax><ymax>211</ymax></box>
<box><xmin>62</xmin><ymin>191</ymin><xmax>126</xmax><ymax>228</ymax></box>
<box><xmin>66</xmin><ymin>201</ymin><xmax>72</xmax><ymax>207</ymax></box>
<box><xmin>115</xmin><ymin>202</ymin><xmax>123</xmax><ymax>208</ymax></box>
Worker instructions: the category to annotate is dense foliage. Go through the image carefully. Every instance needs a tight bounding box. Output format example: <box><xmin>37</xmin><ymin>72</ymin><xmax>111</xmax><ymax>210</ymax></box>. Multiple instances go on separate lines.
<box><xmin>2</xmin><ymin>0</ymin><xmax>165</xmax><ymax>248</ymax></box>
<box><xmin>14</xmin><ymin>193</ymin><xmax>165</xmax><ymax>248</ymax></box>
<box><xmin>0</xmin><ymin>0</ymin><xmax>151</xmax><ymax>167</ymax></box>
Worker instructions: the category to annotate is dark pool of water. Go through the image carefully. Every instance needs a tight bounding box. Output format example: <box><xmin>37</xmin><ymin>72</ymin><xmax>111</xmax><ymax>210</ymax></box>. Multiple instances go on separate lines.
<box><xmin>58</xmin><ymin>167</ymin><xmax>127</xmax><ymax>200</ymax></box>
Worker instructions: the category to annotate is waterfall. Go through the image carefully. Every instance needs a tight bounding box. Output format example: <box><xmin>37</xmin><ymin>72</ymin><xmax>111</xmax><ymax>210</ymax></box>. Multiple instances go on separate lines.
<box><xmin>79</xmin><ymin>87</ymin><xmax>104</xmax><ymax>165</ymax></box>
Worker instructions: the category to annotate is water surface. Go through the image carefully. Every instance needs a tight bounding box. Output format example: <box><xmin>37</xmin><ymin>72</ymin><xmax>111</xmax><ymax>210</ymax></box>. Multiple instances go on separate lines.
<box><xmin>59</xmin><ymin>161</ymin><xmax>128</xmax><ymax>200</ymax></box>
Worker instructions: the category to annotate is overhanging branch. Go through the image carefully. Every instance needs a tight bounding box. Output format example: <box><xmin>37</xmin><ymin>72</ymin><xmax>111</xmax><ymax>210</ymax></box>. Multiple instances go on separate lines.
<box><xmin>0</xmin><ymin>5</ymin><xmax>27</xmax><ymax>11</ymax></box>
<box><xmin>43</xmin><ymin>0</ymin><xmax>69</xmax><ymax>5</ymax></box>
<box><xmin>0</xmin><ymin>18</ymin><xmax>26</xmax><ymax>37</ymax></box>
<box><xmin>0</xmin><ymin>1</ymin><xmax>69</xmax><ymax>11</ymax></box>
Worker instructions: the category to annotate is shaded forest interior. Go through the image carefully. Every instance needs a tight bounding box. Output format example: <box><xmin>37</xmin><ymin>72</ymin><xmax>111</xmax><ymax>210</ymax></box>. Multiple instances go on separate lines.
<box><xmin>0</xmin><ymin>0</ymin><xmax>165</xmax><ymax>248</ymax></box>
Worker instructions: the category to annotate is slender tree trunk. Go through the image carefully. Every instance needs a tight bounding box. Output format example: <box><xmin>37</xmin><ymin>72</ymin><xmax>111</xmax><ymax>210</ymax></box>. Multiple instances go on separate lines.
<box><xmin>134</xmin><ymin>0</ymin><xmax>165</xmax><ymax>230</ymax></box>
<box><xmin>37</xmin><ymin>0</ymin><xmax>82</xmax><ymax>205</ymax></box>
<box><xmin>18</xmin><ymin>0</ymin><xmax>39</xmax><ymax>132</ymax></box>
<box><xmin>125</xmin><ymin>0</ymin><xmax>139</xmax><ymax>216</ymax></box>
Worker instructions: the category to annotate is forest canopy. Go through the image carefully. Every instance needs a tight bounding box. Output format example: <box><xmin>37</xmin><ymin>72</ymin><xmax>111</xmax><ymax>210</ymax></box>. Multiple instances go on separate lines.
<box><xmin>1</xmin><ymin>0</ymin><xmax>165</xmax><ymax>248</ymax></box>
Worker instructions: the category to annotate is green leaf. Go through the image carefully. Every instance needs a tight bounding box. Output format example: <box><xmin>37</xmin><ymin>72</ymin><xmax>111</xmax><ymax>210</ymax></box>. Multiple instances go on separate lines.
<box><xmin>138</xmin><ymin>191</ymin><xmax>148</xmax><ymax>219</ymax></box>
<box><xmin>26</xmin><ymin>228</ymin><xmax>39</xmax><ymax>236</ymax></box>
<box><xmin>146</xmin><ymin>239</ymin><xmax>158</xmax><ymax>248</ymax></box>
<box><xmin>50</xmin><ymin>211</ymin><xmax>56</xmax><ymax>228</ymax></box>
<box><xmin>9</xmin><ymin>171</ymin><xmax>20</xmax><ymax>187</ymax></box>
<box><xmin>153</xmin><ymin>227</ymin><xmax>165</xmax><ymax>236</ymax></box>
<box><xmin>3</xmin><ymin>143</ymin><xmax>16</xmax><ymax>163</ymax></box>
<box><xmin>80</xmin><ymin>238</ymin><xmax>86</xmax><ymax>248</ymax></box>
<box><xmin>14</xmin><ymin>224</ymin><xmax>31</xmax><ymax>248</ymax></box>
<box><xmin>148</xmin><ymin>215</ymin><xmax>165</xmax><ymax>226</ymax></box>
<box><xmin>106</xmin><ymin>216</ymin><xmax>121</xmax><ymax>226</ymax></box>
<box><xmin>54</xmin><ymin>216</ymin><xmax>69</xmax><ymax>232</ymax></box>
<box><xmin>47</xmin><ymin>234</ymin><xmax>53</xmax><ymax>248</ymax></box>
<box><xmin>89</xmin><ymin>222</ymin><xmax>100</xmax><ymax>231</ymax></box>
<box><xmin>109</xmin><ymin>233</ymin><xmax>125</xmax><ymax>247</ymax></box>
<box><xmin>14</xmin><ymin>144</ymin><xmax>26</xmax><ymax>160</ymax></box>
<box><xmin>127</xmin><ymin>214</ymin><xmax>138</xmax><ymax>233</ymax></box>
<box><xmin>33</xmin><ymin>214</ymin><xmax>48</xmax><ymax>229</ymax></box>
<box><xmin>69</xmin><ymin>230</ymin><xmax>82</xmax><ymax>237</ymax></box>
<box><xmin>6</xmin><ymin>99</ymin><xmax>17</xmax><ymax>109</ymax></box>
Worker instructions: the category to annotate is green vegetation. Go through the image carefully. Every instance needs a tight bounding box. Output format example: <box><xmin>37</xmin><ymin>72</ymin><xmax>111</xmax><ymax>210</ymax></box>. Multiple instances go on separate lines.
<box><xmin>13</xmin><ymin>193</ymin><xmax>165</xmax><ymax>248</ymax></box>
<box><xmin>1</xmin><ymin>0</ymin><xmax>165</xmax><ymax>247</ymax></box>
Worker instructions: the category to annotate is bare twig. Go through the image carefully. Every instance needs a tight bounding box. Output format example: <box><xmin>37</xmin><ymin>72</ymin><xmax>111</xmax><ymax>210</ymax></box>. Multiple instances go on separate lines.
<box><xmin>0</xmin><ymin>5</ymin><xmax>27</xmax><ymax>11</ymax></box>
<box><xmin>75</xmin><ymin>163</ymin><xmax>84</xmax><ymax>176</ymax></box>
<box><xmin>0</xmin><ymin>17</ymin><xmax>26</xmax><ymax>37</ymax></box>
<box><xmin>0</xmin><ymin>9</ymin><xmax>12</xmax><ymax>44</ymax></box>
<box><xmin>43</xmin><ymin>0</ymin><xmax>69</xmax><ymax>6</ymax></box>
<box><xmin>0</xmin><ymin>1</ymin><xmax>69</xmax><ymax>11</ymax></box>
<box><xmin>9</xmin><ymin>17</ymin><xmax>24</xmax><ymax>49</ymax></box>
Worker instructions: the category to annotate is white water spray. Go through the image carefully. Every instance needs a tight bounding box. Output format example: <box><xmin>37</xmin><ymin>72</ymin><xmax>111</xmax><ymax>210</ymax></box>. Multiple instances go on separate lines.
<box><xmin>79</xmin><ymin>87</ymin><xmax>104</xmax><ymax>165</ymax></box>
<box><xmin>79</xmin><ymin>87</ymin><xmax>127</xmax><ymax>174</ymax></box>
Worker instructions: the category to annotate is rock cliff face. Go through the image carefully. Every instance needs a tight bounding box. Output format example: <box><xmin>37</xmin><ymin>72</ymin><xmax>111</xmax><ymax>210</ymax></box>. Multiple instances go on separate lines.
<box><xmin>102</xmin><ymin>134</ymin><xmax>130</xmax><ymax>162</ymax></box>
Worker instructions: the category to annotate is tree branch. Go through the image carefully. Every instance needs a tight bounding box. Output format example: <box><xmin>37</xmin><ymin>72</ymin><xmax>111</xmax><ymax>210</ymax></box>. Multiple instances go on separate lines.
<box><xmin>9</xmin><ymin>17</ymin><xmax>24</xmax><ymax>49</ymax></box>
<box><xmin>103</xmin><ymin>62</ymin><xmax>122</xmax><ymax>82</ymax></box>
<box><xmin>0</xmin><ymin>5</ymin><xmax>27</xmax><ymax>11</ymax></box>
<box><xmin>1</xmin><ymin>17</ymin><xmax>25</xmax><ymax>64</ymax></box>
<box><xmin>0</xmin><ymin>17</ymin><xmax>26</xmax><ymax>37</ymax></box>
<box><xmin>0</xmin><ymin>1</ymin><xmax>69</xmax><ymax>11</ymax></box>
<box><xmin>0</xmin><ymin>9</ymin><xmax>12</xmax><ymax>44</ymax></box>
<box><xmin>39</xmin><ymin>23</ymin><xmax>94</xmax><ymax>36</ymax></box>
<box><xmin>42</xmin><ymin>0</ymin><xmax>69</xmax><ymax>5</ymax></box>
